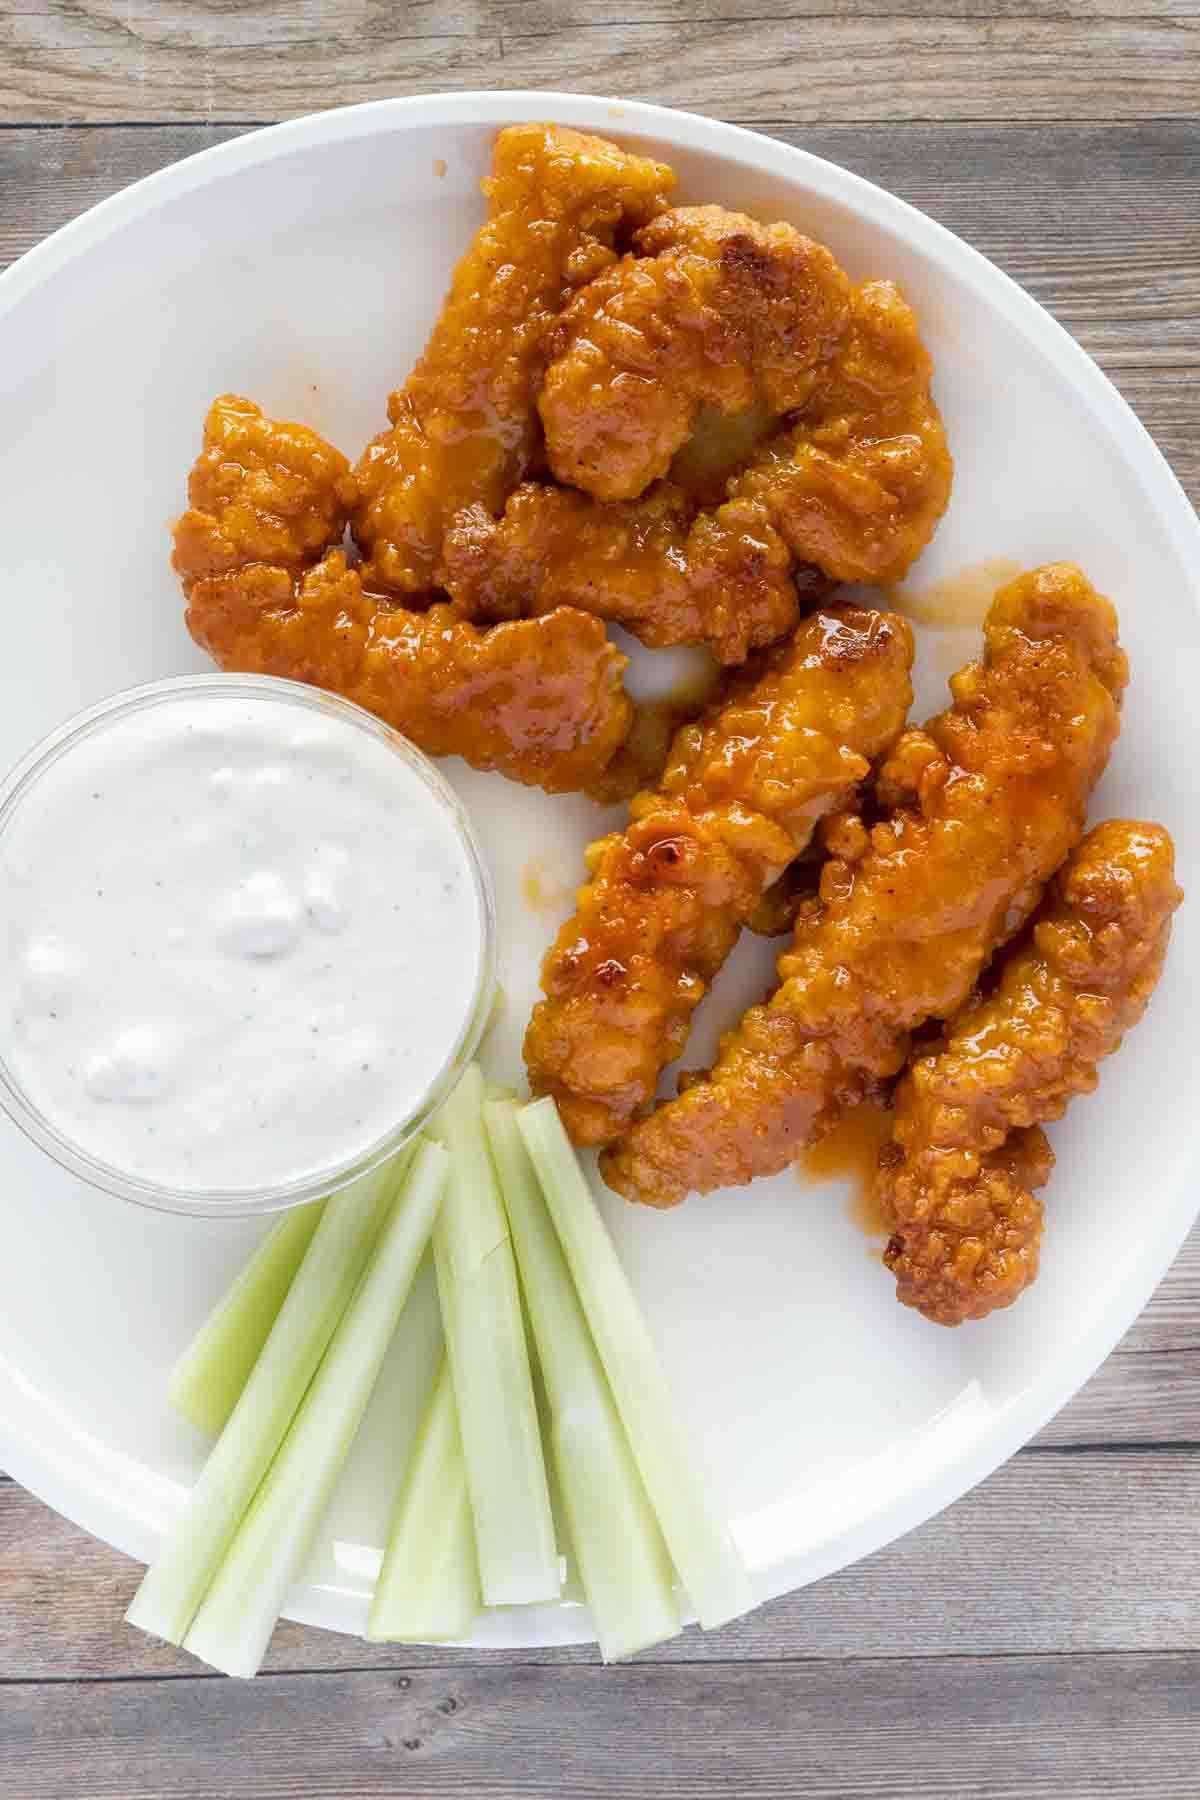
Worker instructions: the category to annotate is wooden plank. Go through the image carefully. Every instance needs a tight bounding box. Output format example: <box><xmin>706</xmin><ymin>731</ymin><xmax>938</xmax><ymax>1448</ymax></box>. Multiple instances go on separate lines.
<box><xmin>3</xmin><ymin>1652</ymin><xmax>1199</xmax><ymax>1799</ymax></box>
<box><xmin>1035</xmin><ymin>1347</ymin><xmax>1200</xmax><ymax>1445</ymax></box>
<box><xmin>5</xmin><ymin>118</ymin><xmax>1198</xmax><ymax>302</ymax></box>
<box><xmin>2</xmin><ymin>5</ymin><xmax>1197</xmax><ymax>125</ymax></box>
<box><xmin>0</xmin><ymin>124</ymin><xmax>246</xmax><ymax>269</ymax></box>
<box><xmin>1126</xmin><ymin>1228</ymin><xmax>1200</xmax><ymax>1354</ymax></box>
<box><xmin>502</xmin><ymin>18</ymin><xmax>1199</xmax><ymax>128</ymax></box>
<box><xmin>3</xmin><ymin>1447</ymin><xmax>1197</xmax><ymax>1678</ymax></box>
<box><xmin>2</xmin><ymin>120</ymin><xmax>1196</xmax><ymax>508</ymax></box>
<box><xmin>502</xmin><ymin>0</ymin><xmax>1200</xmax><ymax>15</ymax></box>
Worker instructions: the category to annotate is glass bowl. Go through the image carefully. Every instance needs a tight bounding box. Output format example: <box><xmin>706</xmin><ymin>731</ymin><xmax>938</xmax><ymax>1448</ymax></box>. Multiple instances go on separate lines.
<box><xmin>0</xmin><ymin>674</ymin><xmax>496</xmax><ymax>1217</ymax></box>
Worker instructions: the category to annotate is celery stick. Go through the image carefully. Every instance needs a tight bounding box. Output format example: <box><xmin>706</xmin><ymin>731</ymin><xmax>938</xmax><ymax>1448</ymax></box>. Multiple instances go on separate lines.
<box><xmin>169</xmin><ymin>1202</ymin><xmax>326</xmax><ymax>1437</ymax></box>
<box><xmin>184</xmin><ymin>1140</ymin><xmax>448</xmax><ymax>1677</ymax></box>
<box><xmin>529</xmin><ymin>1317</ymin><xmax>584</xmax><ymax>1606</ymax></box>
<box><xmin>517</xmin><ymin>1098</ymin><xmax>753</xmax><ymax>1633</ymax></box>
<box><xmin>432</xmin><ymin>1065</ymin><xmax>558</xmax><ymax>1607</ymax></box>
<box><xmin>366</xmin><ymin>1357</ymin><xmax>480</xmax><ymax>1642</ymax></box>
<box><xmin>486</xmin><ymin>1101</ymin><xmax>680</xmax><ymax>1660</ymax></box>
<box><xmin>126</xmin><ymin>1155</ymin><xmax>404</xmax><ymax>1647</ymax></box>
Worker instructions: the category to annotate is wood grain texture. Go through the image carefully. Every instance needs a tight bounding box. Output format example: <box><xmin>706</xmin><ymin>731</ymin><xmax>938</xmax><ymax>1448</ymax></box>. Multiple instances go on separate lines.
<box><xmin>1125</xmin><ymin>1230</ymin><xmax>1200</xmax><ymax>1354</ymax></box>
<box><xmin>1034</xmin><ymin>1348</ymin><xmax>1200</xmax><ymax>1444</ymax></box>
<box><xmin>1</xmin><ymin>41</ymin><xmax>1199</xmax><ymax>1798</ymax></box>
<box><xmin>3</xmin><ymin>1444</ymin><xmax>1198</xmax><ymax>1680</ymax></box>
<box><xmin>5</xmin><ymin>1653</ymin><xmax>1200</xmax><ymax>1800</ymax></box>
<box><xmin>1</xmin><ymin>121</ymin><xmax>1197</xmax><ymax>501</ymax></box>
<box><xmin>2</xmin><ymin>1</ymin><xmax>1198</xmax><ymax>124</ymax></box>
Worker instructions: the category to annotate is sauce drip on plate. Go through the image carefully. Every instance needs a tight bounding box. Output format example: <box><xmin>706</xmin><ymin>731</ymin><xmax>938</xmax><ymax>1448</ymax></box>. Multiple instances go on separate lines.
<box><xmin>799</xmin><ymin>1101</ymin><xmax>894</xmax><ymax>1247</ymax></box>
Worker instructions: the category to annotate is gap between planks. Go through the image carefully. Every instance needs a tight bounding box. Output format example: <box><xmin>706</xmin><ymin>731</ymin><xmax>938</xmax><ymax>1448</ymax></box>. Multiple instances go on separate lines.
<box><xmin>3</xmin><ymin>1653</ymin><xmax>1200</xmax><ymax>1800</ymax></box>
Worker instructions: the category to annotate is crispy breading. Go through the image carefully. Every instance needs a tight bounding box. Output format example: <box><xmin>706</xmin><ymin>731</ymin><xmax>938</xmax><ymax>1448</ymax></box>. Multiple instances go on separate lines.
<box><xmin>173</xmin><ymin>398</ymin><xmax>634</xmax><ymax>795</ymax></box>
<box><xmin>881</xmin><ymin>820</ymin><xmax>1181</xmax><ymax>1324</ymax></box>
<box><xmin>601</xmin><ymin>564</ymin><xmax>1127</xmax><ymax>1206</ymax></box>
<box><xmin>172</xmin><ymin>395</ymin><xmax>358</xmax><ymax>583</ymax></box>
<box><xmin>442</xmin><ymin>481</ymin><xmax>828</xmax><ymax>665</ymax></box>
<box><xmin>539</xmin><ymin>205</ymin><xmax>852</xmax><ymax>501</ymax></box>
<box><xmin>185</xmin><ymin>551</ymin><xmax>633</xmax><ymax>795</ymax></box>
<box><xmin>442</xmin><ymin>278</ymin><xmax>948</xmax><ymax>660</ymax></box>
<box><xmin>734</xmin><ymin>278</ymin><xmax>952</xmax><ymax>585</ymax></box>
<box><xmin>525</xmin><ymin>605</ymin><xmax>914</xmax><ymax>1146</ymax></box>
<box><xmin>351</xmin><ymin>124</ymin><xmax>675</xmax><ymax>597</ymax></box>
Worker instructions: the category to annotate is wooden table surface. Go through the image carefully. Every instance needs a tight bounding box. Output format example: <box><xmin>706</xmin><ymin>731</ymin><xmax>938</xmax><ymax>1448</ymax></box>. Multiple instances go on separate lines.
<box><xmin>2</xmin><ymin>5</ymin><xmax>1198</xmax><ymax>1795</ymax></box>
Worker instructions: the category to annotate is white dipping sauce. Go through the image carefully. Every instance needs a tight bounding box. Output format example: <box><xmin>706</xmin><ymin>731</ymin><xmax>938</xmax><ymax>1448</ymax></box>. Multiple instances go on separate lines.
<box><xmin>0</xmin><ymin>685</ymin><xmax>487</xmax><ymax>1197</ymax></box>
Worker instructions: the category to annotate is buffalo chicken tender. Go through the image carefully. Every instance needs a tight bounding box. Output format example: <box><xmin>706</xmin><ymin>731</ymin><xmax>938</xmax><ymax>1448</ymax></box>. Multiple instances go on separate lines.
<box><xmin>734</xmin><ymin>278</ymin><xmax>953</xmax><ymax>586</ymax></box>
<box><xmin>539</xmin><ymin>205</ymin><xmax>852</xmax><ymax>502</ymax></box>
<box><xmin>443</xmin><ymin>480</ymin><xmax>827</xmax><ymax>666</ymax></box>
<box><xmin>443</xmin><ymin>278</ymin><xmax>948</xmax><ymax>663</ymax></box>
<box><xmin>881</xmin><ymin>820</ymin><xmax>1181</xmax><ymax>1325</ymax></box>
<box><xmin>525</xmin><ymin>605</ymin><xmax>914</xmax><ymax>1147</ymax></box>
<box><xmin>172</xmin><ymin>395</ymin><xmax>358</xmax><ymax>583</ymax></box>
<box><xmin>174</xmin><ymin>400</ymin><xmax>634</xmax><ymax>795</ymax></box>
<box><xmin>352</xmin><ymin>123</ymin><xmax>675</xmax><ymax>597</ymax></box>
<box><xmin>602</xmin><ymin>564</ymin><xmax>1127</xmax><ymax>1206</ymax></box>
<box><xmin>186</xmin><ymin>554</ymin><xmax>633</xmax><ymax>796</ymax></box>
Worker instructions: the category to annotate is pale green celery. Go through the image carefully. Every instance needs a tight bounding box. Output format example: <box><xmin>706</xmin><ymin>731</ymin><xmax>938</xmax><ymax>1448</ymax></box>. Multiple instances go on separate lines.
<box><xmin>486</xmin><ymin>1101</ymin><xmax>679</xmax><ymax>1660</ymax></box>
<box><xmin>516</xmin><ymin>1099</ymin><xmax>753</xmax><ymax>1634</ymax></box>
<box><xmin>432</xmin><ymin>1065</ymin><xmax>558</xmax><ymax>1607</ymax></box>
<box><xmin>126</xmin><ymin>1154</ymin><xmax>405</xmax><ymax>1648</ymax></box>
<box><xmin>530</xmin><ymin>1322</ymin><xmax>584</xmax><ymax>1606</ymax></box>
<box><xmin>183</xmin><ymin>1140</ymin><xmax>448</xmax><ymax>1678</ymax></box>
<box><xmin>168</xmin><ymin>1202</ymin><xmax>326</xmax><ymax>1437</ymax></box>
<box><xmin>366</xmin><ymin>1357</ymin><xmax>480</xmax><ymax>1642</ymax></box>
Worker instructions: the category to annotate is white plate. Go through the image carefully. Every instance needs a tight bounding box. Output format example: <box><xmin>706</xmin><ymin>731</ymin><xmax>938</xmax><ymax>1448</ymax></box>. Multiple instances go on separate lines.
<box><xmin>0</xmin><ymin>92</ymin><xmax>1197</xmax><ymax>1652</ymax></box>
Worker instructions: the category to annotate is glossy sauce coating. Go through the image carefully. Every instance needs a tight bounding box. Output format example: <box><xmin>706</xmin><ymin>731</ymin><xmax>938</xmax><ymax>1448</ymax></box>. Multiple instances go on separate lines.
<box><xmin>881</xmin><ymin>820</ymin><xmax>1181</xmax><ymax>1324</ymax></box>
<box><xmin>175</xmin><ymin>400</ymin><xmax>635</xmax><ymax>795</ymax></box>
<box><xmin>602</xmin><ymin>564</ymin><xmax>1128</xmax><ymax>1207</ymax></box>
<box><xmin>734</xmin><ymin>278</ymin><xmax>953</xmax><ymax>586</ymax></box>
<box><xmin>443</xmin><ymin>480</ymin><xmax>827</xmax><ymax>665</ymax></box>
<box><xmin>186</xmin><ymin>552</ymin><xmax>633</xmax><ymax>796</ymax></box>
<box><xmin>525</xmin><ymin>605</ymin><xmax>914</xmax><ymax>1146</ymax></box>
<box><xmin>539</xmin><ymin>205</ymin><xmax>852</xmax><ymax>501</ymax></box>
<box><xmin>352</xmin><ymin>123</ymin><xmax>675</xmax><ymax>596</ymax></box>
<box><xmin>172</xmin><ymin>395</ymin><xmax>358</xmax><ymax>583</ymax></box>
<box><xmin>442</xmin><ymin>278</ymin><xmax>947</xmax><ymax>662</ymax></box>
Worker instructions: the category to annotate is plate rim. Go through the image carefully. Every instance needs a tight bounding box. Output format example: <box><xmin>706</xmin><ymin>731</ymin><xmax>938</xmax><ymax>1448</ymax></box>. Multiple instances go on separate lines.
<box><xmin>1</xmin><ymin>88</ymin><xmax>1197</xmax><ymax>1651</ymax></box>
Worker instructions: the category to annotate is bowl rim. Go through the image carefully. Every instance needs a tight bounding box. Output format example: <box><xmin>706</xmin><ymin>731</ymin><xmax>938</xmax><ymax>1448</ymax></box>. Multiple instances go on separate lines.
<box><xmin>0</xmin><ymin>89</ymin><xmax>1196</xmax><ymax>1647</ymax></box>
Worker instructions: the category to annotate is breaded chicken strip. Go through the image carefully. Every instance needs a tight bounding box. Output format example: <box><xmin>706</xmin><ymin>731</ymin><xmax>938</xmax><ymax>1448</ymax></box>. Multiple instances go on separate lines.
<box><xmin>186</xmin><ymin>553</ymin><xmax>633</xmax><ymax>795</ymax></box>
<box><xmin>174</xmin><ymin>399</ymin><xmax>633</xmax><ymax>795</ymax></box>
<box><xmin>602</xmin><ymin>564</ymin><xmax>1127</xmax><ymax>1206</ymax></box>
<box><xmin>443</xmin><ymin>481</ymin><xmax>827</xmax><ymax>665</ymax></box>
<box><xmin>525</xmin><ymin>605</ymin><xmax>914</xmax><ymax>1146</ymax></box>
<box><xmin>172</xmin><ymin>395</ymin><xmax>359</xmax><ymax>582</ymax></box>
<box><xmin>352</xmin><ymin>124</ymin><xmax>674</xmax><ymax>597</ymax></box>
<box><xmin>882</xmin><ymin>821</ymin><xmax>1181</xmax><ymax>1324</ymax></box>
<box><xmin>443</xmin><ymin>279</ymin><xmax>947</xmax><ymax>660</ymax></box>
<box><xmin>539</xmin><ymin>205</ymin><xmax>851</xmax><ymax>501</ymax></box>
<box><xmin>734</xmin><ymin>278</ymin><xmax>952</xmax><ymax>586</ymax></box>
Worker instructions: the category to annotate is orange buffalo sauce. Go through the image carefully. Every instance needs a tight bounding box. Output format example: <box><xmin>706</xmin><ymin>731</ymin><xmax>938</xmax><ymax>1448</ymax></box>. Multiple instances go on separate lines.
<box><xmin>798</xmin><ymin>1101</ymin><xmax>894</xmax><ymax>1248</ymax></box>
<box><xmin>890</xmin><ymin>556</ymin><xmax>1024</xmax><ymax>630</ymax></box>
